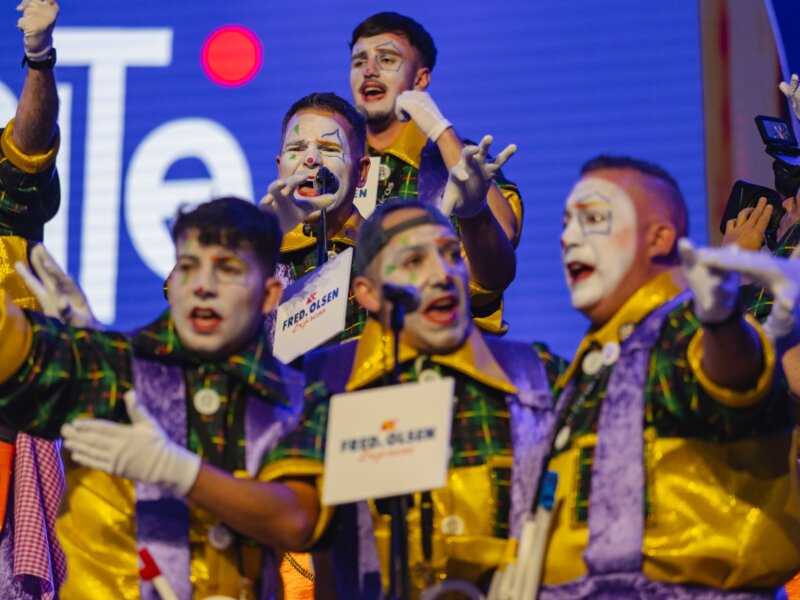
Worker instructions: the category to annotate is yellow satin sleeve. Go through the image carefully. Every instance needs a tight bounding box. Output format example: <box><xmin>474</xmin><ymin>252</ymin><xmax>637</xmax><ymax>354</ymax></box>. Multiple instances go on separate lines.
<box><xmin>0</xmin><ymin>289</ymin><xmax>32</xmax><ymax>383</ymax></box>
<box><xmin>1</xmin><ymin>118</ymin><xmax>59</xmax><ymax>173</ymax></box>
<box><xmin>687</xmin><ymin>314</ymin><xmax>775</xmax><ymax>408</ymax></box>
<box><xmin>0</xmin><ymin>237</ymin><xmax>42</xmax><ymax>310</ymax></box>
<box><xmin>542</xmin><ymin>429</ymin><xmax>800</xmax><ymax>588</ymax></box>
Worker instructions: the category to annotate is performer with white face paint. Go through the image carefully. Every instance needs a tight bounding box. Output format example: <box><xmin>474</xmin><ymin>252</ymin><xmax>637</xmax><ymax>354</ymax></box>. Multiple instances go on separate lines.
<box><xmin>539</xmin><ymin>155</ymin><xmax>800</xmax><ymax>599</ymax></box>
<box><xmin>263</xmin><ymin>199</ymin><xmax>567</xmax><ymax>599</ymax></box>
<box><xmin>561</xmin><ymin>176</ymin><xmax>639</xmax><ymax>319</ymax></box>
<box><xmin>261</xmin><ymin>93</ymin><xmax>372</xmax><ymax>343</ymax></box>
<box><xmin>348</xmin><ymin>12</ymin><xmax>519</xmax><ymax>334</ymax></box>
<box><xmin>0</xmin><ymin>198</ymin><xmax>318</xmax><ymax>599</ymax></box>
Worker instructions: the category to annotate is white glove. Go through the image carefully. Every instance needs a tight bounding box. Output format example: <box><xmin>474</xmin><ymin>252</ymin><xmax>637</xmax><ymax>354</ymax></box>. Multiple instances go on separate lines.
<box><xmin>61</xmin><ymin>390</ymin><xmax>202</xmax><ymax>497</ymax></box>
<box><xmin>678</xmin><ymin>238</ymin><xmax>741</xmax><ymax>325</ymax></box>
<box><xmin>17</xmin><ymin>0</ymin><xmax>59</xmax><ymax>61</ymax></box>
<box><xmin>259</xmin><ymin>173</ymin><xmax>337</xmax><ymax>234</ymax></box>
<box><xmin>440</xmin><ymin>135</ymin><xmax>516</xmax><ymax>219</ymax></box>
<box><xmin>779</xmin><ymin>74</ymin><xmax>800</xmax><ymax>122</ymax></box>
<box><xmin>688</xmin><ymin>243</ymin><xmax>800</xmax><ymax>342</ymax></box>
<box><xmin>14</xmin><ymin>244</ymin><xmax>100</xmax><ymax>329</ymax></box>
<box><xmin>395</xmin><ymin>91</ymin><xmax>452</xmax><ymax>142</ymax></box>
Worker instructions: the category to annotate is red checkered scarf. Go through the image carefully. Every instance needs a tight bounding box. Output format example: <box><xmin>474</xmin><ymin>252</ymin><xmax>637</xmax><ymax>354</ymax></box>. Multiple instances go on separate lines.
<box><xmin>13</xmin><ymin>433</ymin><xmax>66</xmax><ymax>599</ymax></box>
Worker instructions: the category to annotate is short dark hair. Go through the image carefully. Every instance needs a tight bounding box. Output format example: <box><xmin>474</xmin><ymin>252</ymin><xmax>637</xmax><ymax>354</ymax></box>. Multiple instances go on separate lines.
<box><xmin>171</xmin><ymin>196</ymin><xmax>282</xmax><ymax>275</ymax></box>
<box><xmin>280</xmin><ymin>92</ymin><xmax>366</xmax><ymax>156</ymax></box>
<box><xmin>350</xmin><ymin>12</ymin><xmax>437</xmax><ymax>71</ymax></box>
<box><xmin>355</xmin><ymin>197</ymin><xmax>454</xmax><ymax>275</ymax></box>
<box><xmin>580</xmin><ymin>154</ymin><xmax>689</xmax><ymax>261</ymax></box>
<box><xmin>580</xmin><ymin>155</ymin><xmax>682</xmax><ymax>193</ymax></box>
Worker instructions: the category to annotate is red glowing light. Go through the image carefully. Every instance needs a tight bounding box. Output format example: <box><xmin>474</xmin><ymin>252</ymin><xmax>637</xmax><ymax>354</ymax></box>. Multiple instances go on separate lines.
<box><xmin>201</xmin><ymin>25</ymin><xmax>263</xmax><ymax>87</ymax></box>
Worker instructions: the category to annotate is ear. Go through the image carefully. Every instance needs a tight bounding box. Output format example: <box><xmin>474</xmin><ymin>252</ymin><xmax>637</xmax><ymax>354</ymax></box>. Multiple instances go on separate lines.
<box><xmin>261</xmin><ymin>277</ymin><xmax>284</xmax><ymax>314</ymax></box>
<box><xmin>275</xmin><ymin>155</ymin><xmax>281</xmax><ymax>169</ymax></box>
<box><xmin>413</xmin><ymin>67</ymin><xmax>430</xmax><ymax>91</ymax></box>
<box><xmin>356</xmin><ymin>155</ymin><xmax>371</xmax><ymax>188</ymax></box>
<box><xmin>353</xmin><ymin>275</ymin><xmax>382</xmax><ymax>313</ymax></box>
<box><xmin>646</xmin><ymin>221</ymin><xmax>678</xmax><ymax>260</ymax></box>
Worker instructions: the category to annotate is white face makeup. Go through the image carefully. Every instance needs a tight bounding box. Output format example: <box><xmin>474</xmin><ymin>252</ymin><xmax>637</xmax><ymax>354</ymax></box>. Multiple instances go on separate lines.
<box><xmin>168</xmin><ymin>229</ymin><xmax>268</xmax><ymax>360</ymax></box>
<box><xmin>375</xmin><ymin>221</ymin><xmax>471</xmax><ymax>354</ymax></box>
<box><xmin>561</xmin><ymin>176</ymin><xmax>638</xmax><ymax>313</ymax></box>
<box><xmin>278</xmin><ymin>110</ymin><xmax>355</xmax><ymax>216</ymax></box>
<box><xmin>350</xmin><ymin>32</ymin><xmax>420</xmax><ymax>125</ymax></box>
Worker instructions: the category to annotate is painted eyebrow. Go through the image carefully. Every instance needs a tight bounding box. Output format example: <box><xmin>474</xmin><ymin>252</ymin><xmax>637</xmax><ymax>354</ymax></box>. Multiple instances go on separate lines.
<box><xmin>318</xmin><ymin>129</ymin><xmax>344</xmax><ymax>150</ymax></box>
<box><xmin>375</xmin><ymin>41</ymin><xmax>403</xmax><ymax>54</ymax></box>
<box><xmin>435</xmin><ymin>236</ymin><xmax>460</xmax><ymax>247</ymax></box>
<box><xmin>573</xmin><ymin>199</ymin><xmax>610</xmax><ymax>210</ymax></box>
<box><xmin>211</xmin><ymin>255</ymin><xmax>245</xmax><ymax>266</ymax></box>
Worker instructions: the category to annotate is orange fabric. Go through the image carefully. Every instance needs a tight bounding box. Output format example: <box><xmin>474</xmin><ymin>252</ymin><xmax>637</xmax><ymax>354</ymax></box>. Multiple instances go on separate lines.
<box><xmin>279</xmin><ymin>553</ymin><xmax>314</xmax><ymax>600</ymax></box>
<box><xmin>0</xmin><ymin>441</ymin><xmax>14</xmax><ymax>534</ymax></box>
<box><xmin>785</xmin><ymin>571</ymin><xmax>800</xmax><ymax>599</ymax></box>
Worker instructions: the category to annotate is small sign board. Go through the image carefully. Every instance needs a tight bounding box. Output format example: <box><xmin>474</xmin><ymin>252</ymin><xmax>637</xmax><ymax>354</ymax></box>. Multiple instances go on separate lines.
<box><xmin>273</xmin><ymin>247</ymin><xmax>353</xmax><ymax>364</ymax></box>
<box><xmin>322</xmin><ymin>378</ymin><xmax>455</xmax><ymax>506</ymax></box>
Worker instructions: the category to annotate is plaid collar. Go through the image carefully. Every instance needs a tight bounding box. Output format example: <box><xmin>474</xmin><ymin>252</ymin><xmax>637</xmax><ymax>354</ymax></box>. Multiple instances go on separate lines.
<box><xmin>369</xmin><ymin>120</ymin><xmax>428</xmax><ymax>169</ymax></box>
<box><xmin>131</xmin><ymin>309</ymin><xmax>290</xmax><ymax>406</ymax></box>
<box><xmin>345</xmin><ymin>318</ymin><xmax>517</xmax><ymax>394</ymax></box>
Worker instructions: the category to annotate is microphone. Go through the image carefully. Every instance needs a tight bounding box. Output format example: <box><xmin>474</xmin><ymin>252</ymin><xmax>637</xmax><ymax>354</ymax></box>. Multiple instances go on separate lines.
<box><xmin>314</xmin><ymin>166</ymin><xmax>340</xmax><ymax>195</ymax></box>
<box><xmin>382</xmin><ymin>283</ymin><xmax>420</xmax><ymax>313</ymax></box>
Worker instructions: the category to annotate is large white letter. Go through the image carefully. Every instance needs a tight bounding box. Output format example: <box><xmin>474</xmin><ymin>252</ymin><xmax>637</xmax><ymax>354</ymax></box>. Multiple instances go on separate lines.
<box><xmin>125</xmin><ymin>118</ymin><xmax>253</xmax><ymax>279</ymax></box>
<box><xmin>56</xmin><ymin>29</ymin><xmax>172</xmax><ymax>322</ymax></box>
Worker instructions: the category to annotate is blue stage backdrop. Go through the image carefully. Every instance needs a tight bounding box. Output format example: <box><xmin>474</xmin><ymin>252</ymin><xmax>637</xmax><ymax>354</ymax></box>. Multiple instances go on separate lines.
<box><xmin>0</xmin><ymin>1</ymin><xmax>707</xmax><ymax>359</ymax></box>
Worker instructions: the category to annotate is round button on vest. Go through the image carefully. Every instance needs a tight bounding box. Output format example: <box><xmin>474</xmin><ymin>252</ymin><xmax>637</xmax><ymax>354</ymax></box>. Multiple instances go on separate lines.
<box><xmin>193</xmin><ymin>388</ymin><xmax>221</xmax><ymax>416</ymax></box>
<box><xmin>440</xmin><ymin>515</ymin><xmax>465</xmax><ymax>536</ymax></box>
<box><xmin>418</xmin><ymin>369</ymin><xmax>442</xmax><ymax>383</ymax></box>
<box><xmin>208</xmin><ymin>523</ymin><xmax>233</xmax><ymax>550</ymax></box>
<box><xmin>601</xmin><ymin>341</ymin><xmax>621</xmax><ymax>366</ymax></box>
<box><xmin>581</xmin><ymin>349</ymin><xmax>603</xmax><ymax>376</ymax></box>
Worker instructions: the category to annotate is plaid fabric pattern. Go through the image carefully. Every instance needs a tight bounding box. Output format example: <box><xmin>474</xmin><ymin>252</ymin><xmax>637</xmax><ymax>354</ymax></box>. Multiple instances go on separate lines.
<box><xmin>370</xmin><ymin>150</ymin><xmax>420</xmax><ymax>203</ymax></box>
<box><xmin>369</xmin><ymin>147</ymin><xmax>520</xmax><ymax>208</ymax></box>
<box><xmin>744</xmin><ymin>221</ymin><xmax>800</xmax><ymax>322</ymax></box>
<box><xmin>0</xmin><ymin>141</ymin><xmax>60</xmax><ymax>243</ymax></box>
<box><xmin>0</xmin><ymin>310</ymin><xmax>289</xmax><ymax>470</ymax></box>
<box><xmin>280</xmin><ymin>241</ymin><xmax>367</xmax><ymax>343</ymax></box>
<box><xmin>13</xmin><ymin>434</ymin><xmax>65</xmax><ymax>599</ymax></box>
<box><xmin>269</xmin><ymin>345</ymin><xmax>563</xmax><ymax>538</ymax></box>
<box><xmin>552</xmin><ymin>298</ymin><xmax>788</xmax><ymax>524</ymax></box>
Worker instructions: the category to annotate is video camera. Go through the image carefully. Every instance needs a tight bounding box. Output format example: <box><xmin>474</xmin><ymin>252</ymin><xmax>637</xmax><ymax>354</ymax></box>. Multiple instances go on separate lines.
<box><xmin>720</xmin><ymin>115</ymin><xmax>800</xmax><ymax>249</ymax></box>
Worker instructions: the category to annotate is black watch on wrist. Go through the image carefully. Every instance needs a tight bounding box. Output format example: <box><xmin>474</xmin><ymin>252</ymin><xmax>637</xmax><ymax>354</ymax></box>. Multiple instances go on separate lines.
<box><xmin>21</xmin><ymin>47</ymin><xmax>56</xmax><ymax>71</ymax></box>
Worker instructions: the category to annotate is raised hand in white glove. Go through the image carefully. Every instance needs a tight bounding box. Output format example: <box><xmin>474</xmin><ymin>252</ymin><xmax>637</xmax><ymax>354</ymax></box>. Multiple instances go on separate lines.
<box><xmin>259</xmin><ymin>173</ymin><xmax>337</xmax><ymax>234</ymax></box>
<box><xmin>678</xmin><ymin>238</ymin><xmax>741</xmax><ymax>325</ymax></box>
<box><xmin>14</xmin><ymin>244</ymin><xmax>100</xmax><ymax>329</ymax></box>
<box><xmin>779</xmin><ymin>74</ymin><xmax>800</xmax><ymax>122</ymax></box>
<box><xmin>61</xmin><ymin>390</ymin><xmax>202</xmax><ymax>497</ymax></box>
<box><xmin>395</xmin><ymin>91</ymin><xmax>452</xmax><ymax>142</ymax></box>
<box><xmin>17</xmin><ymin>0</ymin><xmax>59</xmax><ymax>61</ymax></box>
<box><xmin>440</xmin><ymin>135</ymin><xmax>516</xmax><ymax>219</ymax></box>
<box><xmin>687</xmin><ymin>243</ymin><xmax>800</xmax><ymax>341</ymax></box>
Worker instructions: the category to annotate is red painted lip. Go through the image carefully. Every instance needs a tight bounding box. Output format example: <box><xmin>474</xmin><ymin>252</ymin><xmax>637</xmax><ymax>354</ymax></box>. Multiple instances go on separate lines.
<box><xmin>566</xmin><ymin>261</ymin><xmax>595</xmax><ymax>284</ymax></box>
<box><xmin>422</xmin><ymin>294</ymin><xmax>459</xmax><ymax>324</ymax></box>
<box><xmin>360</xmin><ymin>81</ymin><xmax>386</xmax><ymax>103</ymax></box>
<box><xmin>190</xmin><ymin>307</ymin><xmax>222</xmax><ymax>333</ymax></box>
<box><xmin>296</xmin><ymin>177</ymin><xmax>319</xmax><ymax>197</ymax></box>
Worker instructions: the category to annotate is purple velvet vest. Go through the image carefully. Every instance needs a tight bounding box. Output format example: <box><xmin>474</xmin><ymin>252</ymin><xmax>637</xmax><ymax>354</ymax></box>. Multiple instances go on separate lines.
<box><xmin>417</xmin><ymin>140</ymin><xmax>448</xmax><ymax>205</ymax></box>
<box><xmin>305</xmin><ymin>336</ymin><xmax>556</xmax><ymax>600</ymax></box>
<box><xmin>131</xmin><ymin>356</ymin><xmax>304</xmax><ymax>600</ymax></box>
<box><xmin>540</xmin><ymin>292</ymin><xmax>773</xmax><ymax>600</ymax></box>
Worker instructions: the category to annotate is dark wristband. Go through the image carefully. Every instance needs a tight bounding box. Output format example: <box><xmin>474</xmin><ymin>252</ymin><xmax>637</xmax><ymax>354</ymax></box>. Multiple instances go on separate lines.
<box><xmin>21</xmin><ymin>47</ymin><xmax>56</xmax><ymax>71</ymax></box>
